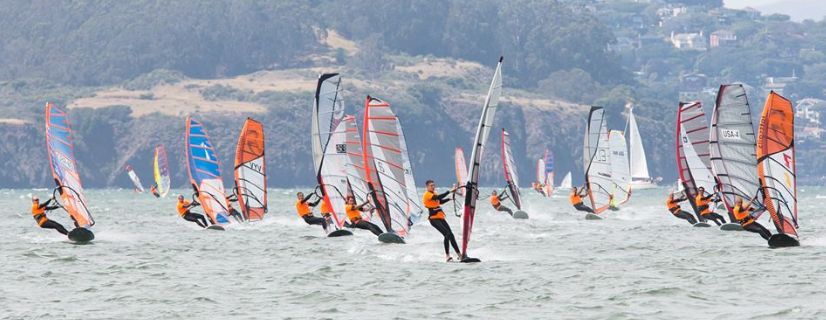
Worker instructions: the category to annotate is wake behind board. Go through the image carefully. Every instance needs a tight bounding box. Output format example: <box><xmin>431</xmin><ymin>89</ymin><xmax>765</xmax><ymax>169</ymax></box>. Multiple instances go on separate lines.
<box><xmin>67</xmin><ymin>228</ymin><xmax>94</xmax><ymax>243</ymax></box>
<box><xmin>512</xmin><ymin>211</ymin><xmax>529</xmax><ymax>219</ymax></box>
<box><xmin>328</xmin><ymin>229</ymin><xmax>353</xmax><ymax>237</ymax></box>
<box><xmin>693</xmin><ymin>222</ymin><xmax>711</xmax><ymax>228</ymax></box>
<box><xmin>206</xmin><ymin>225</ymin><xmax>225</xmax><ymax>231</ymax></box>
<box><xmin>720</xmin><ymin>223</ymin><xmax>743</xmax><ymax>231</ymax></box>
<box><xmin>378</xmin><ymin>232</ymin><xmax>405</xmax><ymax>244</ymax></box>
<box><xmin>585</xmin><ymin>213</ymin><xmax>603</xmax><ymax>220</ymax></box>
<box><xmin>768</xmin><ymin>234</ymin><xmax>800</xmax><ymax>248</ymax></box>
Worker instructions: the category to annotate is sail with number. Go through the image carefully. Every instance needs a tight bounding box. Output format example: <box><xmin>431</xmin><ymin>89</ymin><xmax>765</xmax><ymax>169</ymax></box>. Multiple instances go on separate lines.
<box><xmin>341</xmin><ymin>115</ymin><xmax>371</xmax><ymax>204</ymax></box>
<box><xmin>608</xmin><ymin>130</ymin><xmax>631</xmax><ymax>204</ymax></box>
<box><xmin>559</xmin><ymin>172</ymin><xmax>572</xmax><ymax>189</ymax></box>
<box><xmin>709</xmin><ymin>84</ymin><xmax>760</xmax><ymax>220</ymax></box>
<box><xmin>462</xmin><ymin>57</ymin><xmax>503</xmax><ymax>260</ymax></box>
<box><xmin>583</xmin><ymin>106</ymin><xmax>612</xmax><ymax>214</ymax></box>
<box><xmin>124</xmin><ymin>164</ymin><xmax>145</xmax><ymax>192</ymax></box>
<box><xmin>543</xmin><ymin>150</ymin><xmax>554</xmax><ymax>196</ymax></box>
<box><xmin>185</xmin><ymin>117</ymin><xmax>231</xmax><ymax>225</ymax></box>
<box><xmin>45</xmin><ymin>103</ymin><xmax>94</xmax><ymax>229</ymax></box>
<box><xmin>500</xmin><ymin>129</ymin><xmax>522</xmax><ymax>210</ymax></box>
<box><xmin>311</xmin><ymin>73</ymin><xmax>348</xmax><ymax>229</ymax></box>
<box><xmin>153</xmin><ymin>144</ymin><xmax>171</xmax><ymax>197</ymax></box>
<box><xmin>362</xmin><ymin>96</ymin><xmax>423</xmax><ymax>237</ymax></box>
<box><xmin>455</xmin><ymin>147</ymin><xmax>468</xmax><ymax>196</ymax></box>
<box><xmin>757</xmin><ymin>91</ymin><xmax>798</xmax><ymax>239</ymax></box>
<box><xmin>234</xmin><ymin>118</ymin><xmax>267</xmax><ymax>221</ymax></box>
<box><xmin>676</xmin><ymin>101</ymin><xmax>714</xmax><ymax>217</ymax></box>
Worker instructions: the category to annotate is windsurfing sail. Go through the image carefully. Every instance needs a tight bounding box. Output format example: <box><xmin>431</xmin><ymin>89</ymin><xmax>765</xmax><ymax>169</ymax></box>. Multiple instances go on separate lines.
<box><xmin>153</xmin><ymin>144</ymin><xmax>171</xmax><ymax>197</ymax></box>
<box><xmin>455</xmin><ymin>147</ymin><xmax>468</xmax><ymax>196</ymax></box>
<box><xmin>709</xmin><ymin>84</ymin><xmax>761</xmax><ymax>219</ymax></box>
<box><xmin>543</xmin><ymin>150</ymin><xmax>554</xmax><ymax>196</ymax></box>
<box><xmin>608</xmin><ymin>130</ymin><xmax>631</xmax><ymax>205</ymax></box>
<box><xmin>185</xmin><ymin>117</ymin><xmax>231</xmax><ymax>225</ymax></box>
<box><xmin>757</xmin><ymin>91</ymin><xmax>798</xmax><ymax>238</ymax></box>
<box><xmin>627</xmin><ymin>106</ymin><xmax>652</xmax><ymax>183</ymax></box>
<box><xmin>583</xmin><ymin>106</ymin><xmax>612</xmax><ymax>214</ymax></box>
<box><xmin>362</xmin><ymin>96</ymin><xmax>423</xmax><ymax>237</ymax></box>
<box><xmin>234</xmin><ymin>118</ymin><xmax>267</xmax><ymax>221</ymax></box>
<box><xmin>536</xmin><ymin>158</ymin><xmax>546</xmax><ymax>193</ymax></box>
<box><xmin>500</xmin><ymin>129</ymin><xmax>522</xmax><ymax>209</ymax></box>
<box><xmin>676</xmin><ymin>101</ymin><xmax>715</xmax><ymax>217</ymax></box>
<box><xmin>462</xmin><ymin>57</ymin><xmax>503</xmax><ymax>258</ymax></box>
<box><xmin>45</xmin><ymin>103</ymin><xmax>94</xmax><ymax>228</ymax></box>
<box><xmin>341</xmin><ymin>115</ymin><xmax>372</xmax><ymax>204</ymax></box>
<box><xmin>311</xmin><ymin>73</ymin><xmax>351</xmax><ymax>230</ymax></box>
<box><xmin>559</xmin><ymin>172</ymin><xmax>572</xmax><ymax>189</ymax></box>
<box><xmin>124</xmin><ymin>164</ymin><xmax>145</xmax><ymax>193</ymax></box>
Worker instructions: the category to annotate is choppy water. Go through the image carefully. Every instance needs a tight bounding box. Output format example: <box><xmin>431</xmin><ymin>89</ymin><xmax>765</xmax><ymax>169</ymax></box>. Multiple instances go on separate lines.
<box><xmin>2</xmin><ymin>187</ymin><xmax>826</xmax><ymax>319</ymax></box>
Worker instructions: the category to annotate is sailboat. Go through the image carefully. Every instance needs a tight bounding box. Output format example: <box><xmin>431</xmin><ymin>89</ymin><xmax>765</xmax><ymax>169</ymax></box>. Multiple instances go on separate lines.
<box><xmin>234</xmin><ymin>118</ymin><xmax>267</xmax><ymax>221</ymax></box>
<box><xmin>626</xmin><ymin>104</ymin><xmax>658</xmax><ymax>189</ymax></box>
<box><xmin>558</xmin><ymin>172</ymin><xmax>572</xmax><ymax>190</ymax></box>
<box><xmin>461</xmin><ymin>56</ymin><xmax>503</xmax><ymax>263</ymax></box>
<box><xmin>535</xmin><ymin>149</ymin><xmax>554</xmax><ymax>197</ymax></box>
<box><xmin>124</xmin><ymin>164</ymin><xmax>145</xmax><ymax>193</ymax></box>
<box><xmin>608</xmin><ymin>130</ymin><xmax>631</xmax><ymax>206</ymax></box>
<box><xmin>581</xmin><ymin>106</ymin><xmax>612</xmax><ymax>219</ymax></box>
<box><xmin>185</xmin><ymin>117</ymin><xmax>231</xmax><ymax>229</ymax></box>
<box><xmin>757</xmin><ymin>91</ymin><xmax>799</xmax><ymax>247</ymax></box>
<box><xmin>362</xmin><ymin>96</ymin><xmax>423</xmax><ymax>244</ymax></box>
<box><xmin>500</xmin><ymin>128</ymin><xmax>528</xmax><ymax>219</ymax></box>
<box><xmin>45</xmin><ymin>103</ymin><xmax>95</xmax><ymax>242</ymax></box>
<box><xmin>153</xmin><ymin>144</ymin><xmax>171</xmax><ymax>198</ymax></box>
<box><xmin>675</xmin><ymin>101</ymin><xmax>715</xmax><ymax>225</ymax></box>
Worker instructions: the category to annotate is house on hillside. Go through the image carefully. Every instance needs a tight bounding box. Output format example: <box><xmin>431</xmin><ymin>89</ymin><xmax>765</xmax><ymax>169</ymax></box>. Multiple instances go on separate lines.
<box><xmin>762</xmin><ymin>72</ymin><xmax>798</xmax><ymax>96</ymax></box>
<box><xmin>796</xmin><ymin>98</ymin><xmax>825</xmax><ymax>141</ymax></box>
<box><xmin>709</xmin><ymin>30</ymin><xmax>736</xmax><ymax>48</ymax></box>
<box><xmin>671</xmin><ymin>31</ymin><xmax>707</xmax><ymax>51</ymax></box>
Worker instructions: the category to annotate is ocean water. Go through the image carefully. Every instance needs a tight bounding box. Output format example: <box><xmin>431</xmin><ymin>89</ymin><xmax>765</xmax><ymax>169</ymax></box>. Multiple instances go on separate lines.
<box><xmin>2</xmin><ymin>187</ymin><xmax>825</xmax><ymax>319</ymax></box>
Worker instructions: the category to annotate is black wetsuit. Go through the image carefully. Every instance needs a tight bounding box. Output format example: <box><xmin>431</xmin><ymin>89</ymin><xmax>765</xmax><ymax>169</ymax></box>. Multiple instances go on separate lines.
<box><xmin>697</xmin><ymin>194</ymin><xmax>726</xmax><ymax>226</ymax></box>
<box><xmin>737</xmin><ymin>206</ymin><xmax>772</xmax><ymax>240</ymax></box>
<box><xmin>352</xmin><ymin>220</ymin><xmax>383</xmax><ymax>236</ymax></box>
<box><xmin>426</xmin><ymin>190</ymin><xmax>461</xmax><ymax>256</ymax></box>
<box><xmin>667</xmin><ymin>195</ymin><xmax>698</xmax><ymax>225</ymax></box>
<box><xmin>299</xmin><ymin>195</ymin><xmax>328</xmax><ymax>232</ymax></box>
<box><xmin>493</xmin><ymin>191</ymin><xmax>514</xmax><ymax>216</ymax></box>
<box><xmin>34</xmin><ymin>200</ymin><xmax>69</xmax><ymax>235</ymax></box>
<box><xmin>183</xmin><ymin>212</ymin><xmax>209</xmax><ymax>228</ymax></box>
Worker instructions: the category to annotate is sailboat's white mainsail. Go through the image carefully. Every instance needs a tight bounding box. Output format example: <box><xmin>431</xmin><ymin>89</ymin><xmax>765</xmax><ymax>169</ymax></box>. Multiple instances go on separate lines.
<box><xmin>627</xmin><ymin>107</ymin><xmax>650</xmax><ymax>182</ymax></box>
<box><xmin>559</xmin><ymin>172</ymin><xmax>572</xmax><ymax>189</ymax></box>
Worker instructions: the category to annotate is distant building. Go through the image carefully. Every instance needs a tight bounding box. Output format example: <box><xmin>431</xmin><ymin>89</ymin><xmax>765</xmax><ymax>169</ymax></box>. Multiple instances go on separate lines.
<box><xmin>679</xmin><ymin>73</ymin><xmax>707</xmax><ymax>101</ymax></box>
<box><xmin>762</xmin><ymin>72</ymin><xmax>798</xmax><ymax>96</ymax></box>
<box><xmin>796</xmin><ymin>98</ymin><xmax>825</xmax><ymax>140</ymax></box>
<box><xmin>709</xmin><ymin>30</ymin><xmax>737</xmax><ymax>48</ymax></box>
<box><xmin>670</xmin><ymin>31</ymin><xmax>707</xmax><ymax>51</ymax></box>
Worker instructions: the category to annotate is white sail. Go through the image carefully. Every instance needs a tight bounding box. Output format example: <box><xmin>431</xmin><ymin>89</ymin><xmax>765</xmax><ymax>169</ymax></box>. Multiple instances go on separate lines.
<box><xmin>608</xmin><ymin>130</ymin><xmax>631</xmax><ymax>204</ymax></box>
<box><xmin>583</xmin><ymin>106</ymin><xmax>612</xmax><ymax>214</ymax></box>
<box><xmin>627</xmin><ymin>107</ymin><xmax>650</xmax><ymax>181</ymax></box>
<box><xmin>559</xmin><ymin>172</ymin><xmax>572</xmax><ymax>189</ymax></box>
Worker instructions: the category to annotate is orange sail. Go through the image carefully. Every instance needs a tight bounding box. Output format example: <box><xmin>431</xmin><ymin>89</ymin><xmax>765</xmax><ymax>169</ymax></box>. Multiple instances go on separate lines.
<box><xmin>234</xmin><ymin>118</ymin><xmax>267</xmax><ymax>221</ymax></box>
<box><xmin>756</xmin><ymin>91</ymin><xmax>798</xmax><ymax>238</ymax></box>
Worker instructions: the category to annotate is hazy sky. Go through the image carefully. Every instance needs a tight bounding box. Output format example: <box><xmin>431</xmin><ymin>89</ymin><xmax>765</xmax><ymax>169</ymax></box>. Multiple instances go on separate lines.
<box><xmin>725</xmin><ymin>0</ymin><xmax>826</xmax><ymax>22</ymax></box>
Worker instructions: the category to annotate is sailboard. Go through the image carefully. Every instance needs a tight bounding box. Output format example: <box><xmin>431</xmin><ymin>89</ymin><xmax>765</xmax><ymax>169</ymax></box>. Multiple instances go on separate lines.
<box><xmin>559</xmin><ymin>172</ymin><xmax>572</xmax><ymax>190</ymax></box>
<box><xmin>153</xmin><ymin>144</ymin><xmax>171</xmax><ymax>197</ymax></box>
<box><xmin>543</xmin><ymin>149</ymin><xmax>554</xmax><ymax>197</ymax></box>
<box><xmin>234</xmin><ymin>117</ymin><xmax>267</xmax><ymax>221</ymax></box>
<box><xmin>627</xmin><ymin>105</ymin><xmax>656</xmax><ymax>189</ymax></box>
<box><xmin>461</xmin><ymin>57</ymin><xmax>503</xmax><ymax>262</ymax></box>
<box><xmin>608</xmin><ymin>130</ymin><xmax>631</xmax><ymax>205</ymax></box>
<box><xmin>185</xmin><ymin>117</ymin><xmax>231</xmax><ymax>226</ymax></box>
<box><xmin>757</xmin><ymin>91</ymin><xmax>799</xmax><ymax>247</ymax></box>
<box><xmin>124</xmin><ymin>164</ymin><xmax>145</xmax><ymax>193</ymax></box>
<box><xmin>676</xmin><ymin>101</ymin><xmax>715</xmax><ymax>222</ymax></box>
<box><xmin>455</xmin><ymin>147</ymin><xmax>468</xmax><ymax>196</ymax></box>
<box><xmin>45</xmin><ymin>103</ymin><xmax>95</xmax><ymax>242</ymax></box>
<box><xmin>709</xmin><ymin>84</ymin><xmax>760</xmax><ymax>224</ymax></box>
<box><xmin>362</xmin><ymin>96</ymin><xmax>423</xmax><ymax>243</ymax></box>
<box><xmin>583</xmin><ymin>106</ymin><xmax>612</xmax><ymax>215</ymax></box>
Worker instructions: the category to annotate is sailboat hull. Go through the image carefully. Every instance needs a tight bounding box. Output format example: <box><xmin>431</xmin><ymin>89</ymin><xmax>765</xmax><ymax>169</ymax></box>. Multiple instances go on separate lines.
<box><xmin>629</xmin><ymin>180</ymin><xmax>658</xmax><ymax>190</ymax></box>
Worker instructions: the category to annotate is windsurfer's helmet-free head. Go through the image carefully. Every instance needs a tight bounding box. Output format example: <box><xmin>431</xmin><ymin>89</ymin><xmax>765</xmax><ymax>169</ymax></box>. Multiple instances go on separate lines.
<box><xmin>32</xmin><ymin>196</ymin><xmax>39</xmax><ymax>202</ymax></box>
<box><xmin>177</xmin><ymin>194</ymin><xmax>184</xmax><ymax>201</ymax></box>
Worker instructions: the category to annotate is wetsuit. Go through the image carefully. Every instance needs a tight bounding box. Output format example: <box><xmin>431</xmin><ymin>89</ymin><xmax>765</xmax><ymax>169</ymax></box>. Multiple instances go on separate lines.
<box><xmin>570</xmin><ymin>190</ymin><xmax>594</xmax><ymax>213</ymax></box>
<box><xmin>733</xmin><ymin>202</ymin><xmax>772</xmax><ymax>240</ymax></box>
<box><xmin>490</xmin><ymin>191</ymin><xmax>514</xmax><ymax>216</ymax></box>
<box><xmin>296</xmin><ymin>194</ymin><xmax>327</xmax><ymax>232</ymax></box>
<box><xmin>225</xmin><ymin>195</ymin><xmax>244</xmax><ymax>222</ymax></box>
<box><xmin>177</xmin><ymin>199</ymin><xmax>208</xmax><ymax>228</ymax></box>
<box><xmin>150</xmin><ymin>185</ymin><xmax>160</xmax><ymax>198</ymax></box>
<box><xmin>695</xmin><ymin>193</ymin><xmax>726</xmax><ymax>226</ymax></box>
<box><xmin>422</xmin><ymin>190</ymin><xmax>461</xmax><ymax>257</ymax></box>
<box><xmin>345</xmin><ymin>203</ymin><xmax>383</xmax><ymax>236</ymax></box>
<box><xmin>31</xmin><ymin>200</ymin><xmax>69</xmax><ymax>235</ymax></box>
<box><xmin>666</xmin><ymin>194</ymin><xmax>697</xmax><ymax>225</ymax></box>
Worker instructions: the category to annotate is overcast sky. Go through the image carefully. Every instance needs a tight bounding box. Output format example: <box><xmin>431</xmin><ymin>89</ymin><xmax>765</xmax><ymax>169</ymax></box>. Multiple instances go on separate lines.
<box><xmin>725</xmin><ymin>0</ymin><xmax>826</xmax><ymax>22</ymax></box>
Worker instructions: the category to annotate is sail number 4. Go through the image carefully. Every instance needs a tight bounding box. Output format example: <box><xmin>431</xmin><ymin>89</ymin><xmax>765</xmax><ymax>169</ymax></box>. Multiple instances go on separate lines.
<box><xmin>721</xmin><ymin>129</ymin><xmax>741</xmax><ymax>140</ymax></box>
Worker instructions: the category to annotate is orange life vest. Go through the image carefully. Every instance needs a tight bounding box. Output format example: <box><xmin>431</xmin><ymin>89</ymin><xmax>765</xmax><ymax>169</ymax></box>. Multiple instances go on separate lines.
<box><xmin>733</xmin><ymin>203</ymin><xmax>755</xmax><ymax>226</ymax></box>
<box><xmin>695</xmin><ymin>194</ymin><xmax>712</xmax><ymax>216</ymax></box>
<box><xmin>490</xmin><ymin>195</ymin><xmax>501</xmax><ymax>207</ymax></box>
<box><xmin>320</xmin><ymin>200</ymin><xmax>332</xmax><ymax>215</ymax></box>
<box><xmin>296</xmin><ymin>200</ymin><xmax>312</xmax><ymax>218</ymax></box>
<box><xmin>31</xmin><ymin>203</ymin><xmax>47</xmax><ymax>226</ymax></box>
<box><xmin>570</xmin><ymin>193</ymin><xmax>582</xmax><ymax>206</ymax></box>
<box><xmin>177</xmin><ymin>200</ymin><xmax>190</xmax><ymax>217</ymax></box>
<box><xmin>666</xmin><ymin>195</ymin><xmax>680</xmax><ymax>214</ymax></box>
<box><xmin>345</xmin><ymin>204</ymin><xmax>362</xmax><ymax>223</ymax></box>
<box><xmin>422</xmin><ymin>191</ymin><xmax>445</xmax><ymax>220</ymax></box>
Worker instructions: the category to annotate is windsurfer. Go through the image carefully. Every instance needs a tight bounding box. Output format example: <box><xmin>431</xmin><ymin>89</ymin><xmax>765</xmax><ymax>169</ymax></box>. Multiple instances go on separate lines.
<box><xmin>344</xmin><ymin>196</ymin><xmax>383</xmax><ymax>236</ymax></box>
<box><xmin>733</xmin><ymin>197</ymin><xmax>772</xmax><ymax>240</ymax></box>
<box><xmin>422</xmin><ymin>180</ymin><xmax>461</xmax><ymax>262</ymax></box>
<box><xmin>695</xmin><ymin>187</ymin><xmax>726</xmax><ymax>226</ymax></box>
<box><xmin>176</xmin><ymin>195</ymin><xmax>208</xmax><ymax>228</ymax></box>
<box><xmin>608</xmin><ymin>194</ymin><xmax>619</xmax><ymax>211</ymax></box>
<box><xmin>532</xmin><ymin>182</ymin><xmax>546</xmax><ymax>196</ymax></box>
<box><xmin>30</xmin><ymin>196</ymin><xmax>69</xmax><ymax>235</ymax></box>
<box><xmin>225</xmin><ymin>195</ymin><xmax>245</xmax><ymax>222</ymax></box>
<box><xmin>490</xmin><ymin>189</ymin><xmax>514</xmax><ymax>216</ymax></box>
<box><xmin>570</xmin><ymin>187</ymin><xmax>594</xmax><ymax>213</ymax></box>
<box><xmin>150</xmin><ymin>185</ymin><xmax>160</xmax><ymax>198</ymax></box>
<box><xmin>666</xmin><ymin>192</ymin><xmax>697</xmax><ymax>225</ymax></box>
<box><xmin>295</xmin><ymin>192</ymin><xmax>328</xmax><ymax>233</ymax></box>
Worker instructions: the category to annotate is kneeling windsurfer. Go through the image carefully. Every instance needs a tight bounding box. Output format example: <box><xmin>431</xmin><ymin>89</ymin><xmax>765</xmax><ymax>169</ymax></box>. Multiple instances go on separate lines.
<box><xmin>30</xmin><ymin>196</ymin><xmax>69</xmax><ymax>235</ymax></box>
<box><xmin>176</xmin><ymin>195</ymin><xmax>208</xmax><ymax>228</ymax></box>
